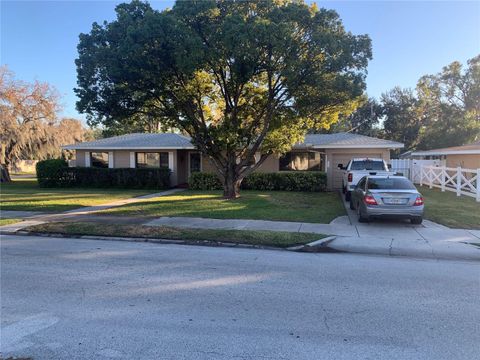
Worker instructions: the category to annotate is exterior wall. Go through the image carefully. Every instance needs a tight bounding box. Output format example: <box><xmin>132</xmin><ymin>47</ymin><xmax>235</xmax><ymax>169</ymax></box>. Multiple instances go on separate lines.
<box><xmin>201</xmin><ymin>155</ymin><xmax>217</xmax><ymax>173</ymax></box>
<box><xmin>114</xmin><ymin>151</ymin><xmax>131</xmax><ymax>168</ymax></box>
<box><xmin>446</xmin><ymin>154</ymin><xmax>480</xmax><ymax>169</ymax></box>
<box><xmin>76</xmin><ymin>150</ymin><xmax>86</xmax><ymax>167</ymax></box>
<box><xmin>256</xmin><ymin>155</ymin><xmax>280</xmax><ymax>172</ymax></box>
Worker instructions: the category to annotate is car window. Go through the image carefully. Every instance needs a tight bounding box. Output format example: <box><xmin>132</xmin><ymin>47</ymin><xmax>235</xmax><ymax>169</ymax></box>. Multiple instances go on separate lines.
<box><xmin>357</xmin><ymin>177</ymin><xmax>366</xmax><ymax>189</ymax></box>
<box><xmin>350</xmin><ymin>160</ymin><xmax>386</xmax><ymax>171</ymax></box>
<box><xmin>367</xmin><ymin>178</ymin><xmax>416</xmax><ymax>190</ymax></box>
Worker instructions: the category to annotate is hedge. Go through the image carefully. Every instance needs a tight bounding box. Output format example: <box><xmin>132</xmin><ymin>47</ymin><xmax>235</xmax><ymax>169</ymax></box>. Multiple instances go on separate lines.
<box><xmin>36</xmin><ymin>159</ymin><xmax>68</xmax><ymax>187</ymax></box>
<box><xmin>36</xmin><ymin>161</ymin><xmax>171</xmax><ymax>189</ymax></box>
<box><xmin>188</xmin><ymin>171</ymin><xmax>327</xmax><ymax>192</ymax></box>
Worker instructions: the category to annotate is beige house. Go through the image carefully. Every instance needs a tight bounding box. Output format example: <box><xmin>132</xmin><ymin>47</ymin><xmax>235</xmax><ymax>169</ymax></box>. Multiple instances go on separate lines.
<box><xmin>409</xmin><ymin>141</ymin><xmax>480</xmax><ymax>169</ymax></box>
<box><xmin>63</xmin><ymin>132</ymin><xmax>403</xmax><ymax>189</ymax></box>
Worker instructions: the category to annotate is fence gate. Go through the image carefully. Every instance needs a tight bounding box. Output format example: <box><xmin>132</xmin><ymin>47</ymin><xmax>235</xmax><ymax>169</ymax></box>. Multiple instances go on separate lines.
<box><xmin>390</xmin><ymin>159</ymin><xmax>443</xmax><ymax>182</ymax></box>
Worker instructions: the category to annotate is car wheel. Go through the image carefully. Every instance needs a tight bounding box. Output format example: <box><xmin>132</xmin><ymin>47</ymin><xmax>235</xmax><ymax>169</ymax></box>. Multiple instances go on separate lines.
<box><xmin>345</xmin><ymin>191</ymin><xmax>351</xmax><ymax>202</ymax></box>
<box><xmin>349</xmin><ymin>198</ymin><xmax>355</xmax><ymax>210</ymax></box>
<box><xmin>411</xmin><ymin>217</ymin><xmax>423</xmax><ymax>225</ymax></box>
<box><xmin>357</xmin><ymin>204</ymin><xmax>369</xmax><ymax>223</ymax></box>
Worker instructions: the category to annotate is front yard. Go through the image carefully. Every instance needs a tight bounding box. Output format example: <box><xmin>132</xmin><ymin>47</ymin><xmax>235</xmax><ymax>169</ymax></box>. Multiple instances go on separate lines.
<box><xmin>0</xmin><ymin>179</ymin><xmax>151</xmax><ymax>212</ymax></box>
<box><xmin>419</xmin><ymin>186</ymin><xmax>480</xmax><ymax>229</ymax></box>
<box><xmin>100</xmin><ymin>190</ymin><xmax>346</xmax><ymax>223</ymax></box>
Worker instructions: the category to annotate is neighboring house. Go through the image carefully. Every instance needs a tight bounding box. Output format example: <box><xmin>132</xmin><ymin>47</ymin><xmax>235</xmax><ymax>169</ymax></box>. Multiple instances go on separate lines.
<box><xmin>63</xmin><ymin>132</ymin><xmax>403</xmax><ymax>189</ymax></box>
<box><xmin>408</xmin><ymin>141</ymin><xmax>480</xmax><ymax>169</ymax></box>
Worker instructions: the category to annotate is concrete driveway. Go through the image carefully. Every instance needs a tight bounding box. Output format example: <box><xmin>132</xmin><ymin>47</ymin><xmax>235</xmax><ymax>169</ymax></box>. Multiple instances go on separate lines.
<box><xmin>2</xmin><ymin>235</ymin><xmax>480</xmax><ymax>360</ymax></box>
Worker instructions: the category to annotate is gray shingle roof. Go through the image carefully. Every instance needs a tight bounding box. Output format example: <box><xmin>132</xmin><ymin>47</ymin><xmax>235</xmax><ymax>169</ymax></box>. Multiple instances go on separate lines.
<box><xmin>297</xmin><ymin>132</ymin><xmax>404</xmax><ymax>149</ymax></box>
<box><xmin>63</xmin><ymin>132</ymin><xmax>403</xmax><ymax>150</ymax></box>
<box><xmin>63</xmin><ymin>133</ymin><xmax>195</xmax><ymax>150</ymax></box>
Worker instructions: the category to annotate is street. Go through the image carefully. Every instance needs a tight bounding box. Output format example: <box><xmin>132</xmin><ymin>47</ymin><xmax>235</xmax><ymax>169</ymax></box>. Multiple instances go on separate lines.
<box><xmin>1</xmin><ymin>235</ymin><xmax>479</xmax><ymax>360</ymax></box>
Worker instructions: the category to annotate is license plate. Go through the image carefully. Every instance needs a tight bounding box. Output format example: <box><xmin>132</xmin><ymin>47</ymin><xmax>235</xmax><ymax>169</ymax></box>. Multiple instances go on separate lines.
<box><xmin>384</xmin><ymin>198</ymin><xmax>408</xmax><ymax>205</ymax></box>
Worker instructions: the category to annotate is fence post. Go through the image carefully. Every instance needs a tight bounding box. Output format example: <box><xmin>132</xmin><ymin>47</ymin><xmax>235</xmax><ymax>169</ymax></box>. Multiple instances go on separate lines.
<box><xmin>429</xmin><ymin>167</ymin><xmax>433</xmax><ymax>189</ymax></box>
<box><xmin>456</xmin><ymin>167</ymin><xmax>461</xmax><ymax>196</ymax></box>
<box><xmin>419</xmin><ymin>165</ymin><xmax>423</xmax><ymax>186</ymax></box>
<box><xmin>441</xmin><ymin>167</ymin><xmax>445</xmax><ymax>192</ymax></box>
<box><xmin>476</xmin><ymin>169</ymin><xmax>480</xmax><ymax>202</ymax></box>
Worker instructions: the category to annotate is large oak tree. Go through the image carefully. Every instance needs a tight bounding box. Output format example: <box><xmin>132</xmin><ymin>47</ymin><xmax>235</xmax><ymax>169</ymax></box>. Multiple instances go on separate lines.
<box><xmin>75</xmin><ymin>0</ymin><xmax>371</xmax><ymax>198</ymax></box>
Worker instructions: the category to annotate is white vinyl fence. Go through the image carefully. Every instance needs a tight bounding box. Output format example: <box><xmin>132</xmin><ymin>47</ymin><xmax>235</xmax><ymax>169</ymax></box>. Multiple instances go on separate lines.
<box><xmin>391</xmin><ymin>159</ymin><xmax>480</xmax><ymax>202</ymax></box>
<box><xmin>418</xmin><ymin>165</ymin><xmax>480</xmax><ymax>202</ymax></box>
<box><xmin>391</xmin><ymin>159</ymin><xmax>443</xmax><ymax>182</ymax></box>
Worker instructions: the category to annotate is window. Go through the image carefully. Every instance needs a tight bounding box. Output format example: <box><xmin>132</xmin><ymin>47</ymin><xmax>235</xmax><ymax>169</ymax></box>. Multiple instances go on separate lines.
<box><xmin>90</xmin><ymin>152</ymin><xmax>109</xmax><ymax>168</ymax></box>
<box><xmin>350</xmin><ymin>160</ymin><xmax>386</xmax><ymax>171</ymax></box>
<box><xmin>189</xmin><ymin>153</ymin><xmax>201</xmax><ymax>173</ymax></box>
<box><xmin>136</xmin><ymin>152</ymin><xmax>169</xmax><ymax>168</ymax></box>
<box><xmin>356</xmin><ymin>177</ymin><xmax>367</xmax><ymax>190</ymax></box>
<box><xmin>279</xmin><ymin>151</ymin><xmax>324</xmax><ymax>171</ymax></box>
<box><xmin>367</xmin><ymin>178</ymin><xmax>416</xmax><ymax>190</ymax></box>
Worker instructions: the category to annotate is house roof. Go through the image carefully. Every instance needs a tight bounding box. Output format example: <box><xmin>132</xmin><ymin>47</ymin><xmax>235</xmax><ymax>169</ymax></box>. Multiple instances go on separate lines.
<box><xmin>410</xmin><ymin>141</ymin><xmax>480</xmax><ymax>156</ymax></box>
<box><xmin>63</xmin><ymin>133</ymin><xmax>195</xmax><ymax>150</ymax></box>
<box><xmin>297</xmin><ymin>132</ymin><xmax>404</xmax><ymax>149</ymax></box>
<box><xmin>63</xmin><ymin>132</ymin><xmax>403</xmax><ymax>151</ymax></box>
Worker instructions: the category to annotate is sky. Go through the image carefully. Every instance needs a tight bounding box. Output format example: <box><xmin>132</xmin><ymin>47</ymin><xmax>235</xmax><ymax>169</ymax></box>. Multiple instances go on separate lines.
<box><xmin>1</xmin><ymin>0</ymin><xmax>479</xmax><ymax>122</ymax></box>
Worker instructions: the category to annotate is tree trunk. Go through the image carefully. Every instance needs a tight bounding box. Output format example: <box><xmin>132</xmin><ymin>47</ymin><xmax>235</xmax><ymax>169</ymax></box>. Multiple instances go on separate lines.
<box><xmin>222</xmin><ymin>159</ymin><xmax>242</xmax><ymax>199</ymax></box>
<box><xmin>223</xmin><ymin>178</ymin><xmax>242</xmax><ymax>199</ymax></box>
<box><xmin>0</xmin><ymin>164</ymin><xmax>12</xmax><ymax>183</ymax></box>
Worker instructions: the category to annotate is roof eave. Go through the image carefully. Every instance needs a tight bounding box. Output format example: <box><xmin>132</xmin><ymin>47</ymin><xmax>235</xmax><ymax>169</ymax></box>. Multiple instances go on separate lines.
<box><xmin>62</xmin><ymin>145</ymin><xmax>196</xmax><ymax>150</ymax></box>
<box><xmin>411</xmin><ymin>150</ymin><xmax>480</xmax><ymax>156</ymax></box>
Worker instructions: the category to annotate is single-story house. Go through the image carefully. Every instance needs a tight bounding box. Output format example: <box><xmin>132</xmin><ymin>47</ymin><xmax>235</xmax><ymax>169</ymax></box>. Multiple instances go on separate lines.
<box><xmin>63</xmin><ymin>132</ymin><xmax>403</xmax><ymax>189</ymax></box>
<box><xmin>408</xmin><ymin>141</ymin><xmax>480</xmax><ymax>169</ymax></box>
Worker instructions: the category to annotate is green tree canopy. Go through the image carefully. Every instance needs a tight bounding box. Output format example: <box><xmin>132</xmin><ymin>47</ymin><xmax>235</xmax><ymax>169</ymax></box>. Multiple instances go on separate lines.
<box><xmin>75</xmin><ymin>0</ymin><xmax>371</xmax><ymax>198</ymax></box>
<box><xmin>415</xmin><ymin>55</ymin><xmax>480</xmax><ymax>149</ymax></box>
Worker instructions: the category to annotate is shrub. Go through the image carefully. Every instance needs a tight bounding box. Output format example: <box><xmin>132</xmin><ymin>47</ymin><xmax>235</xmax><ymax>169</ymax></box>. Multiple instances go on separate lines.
<box><xmin>242</xmin><ymin>172</ymin><xmax>327</xmax><ymax>192</ymax></box>
<box><xmin>188</xmin><ymin>172</ymin><xmax>223</xmax><ymax>190</ymax></box>
<box><xmin>36</xmin><ymin>159</ymin><xmax>68</xmax><ymax>187</ymax></box>
<box><xmin>189</xmin><ymin>171</ymin><xmax>327</xmax><ymax>192</ymax></box>
<box><xmin>37</xmin><ymin>167</ymin><xmax>171</xmax><ymax>189</ymax></box>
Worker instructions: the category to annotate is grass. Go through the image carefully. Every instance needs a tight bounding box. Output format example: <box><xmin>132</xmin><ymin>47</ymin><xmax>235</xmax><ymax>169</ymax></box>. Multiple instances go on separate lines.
<box><xmin>0</xmin><ymin>218</ymin><xmax>22</xmax><ymax>226</ymax></box>
<box><xmin>0</xmin><ymin>178</ymin><xmax>152</xmax><ymax>212</ymax></box>
<box><xmin>26</xmin><ymin>222</ymin><xmax>324</xmax><ymax>248</ymax></box>
<box><xmin>101</xmin><ymin>190</ymin><xmax>345</xmax><ymax>223</ymax></box>
<box><xmin>418</xmin><ymin>186</ymin><xmax>480</xmax><ymax>229</ymax></box>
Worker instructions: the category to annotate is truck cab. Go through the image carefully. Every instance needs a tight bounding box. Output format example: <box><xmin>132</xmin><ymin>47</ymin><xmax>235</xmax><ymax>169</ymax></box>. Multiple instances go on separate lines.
<box><xmin>338</xmin><ymin>158</ymin><xmax>391</xmax><ymax>201</ymax></box>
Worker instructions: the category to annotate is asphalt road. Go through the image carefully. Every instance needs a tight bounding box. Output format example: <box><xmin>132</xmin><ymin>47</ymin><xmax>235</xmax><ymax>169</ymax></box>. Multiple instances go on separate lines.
<box><xmin>1</xmin><ymin>235</ymin><xmax>479</xmax><ymax>360</ymax></box>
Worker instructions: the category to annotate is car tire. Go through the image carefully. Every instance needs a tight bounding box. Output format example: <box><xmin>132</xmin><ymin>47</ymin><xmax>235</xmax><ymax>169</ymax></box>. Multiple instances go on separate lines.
<box><xmin>411</xmin><ymin>217</ymin><xmax>423</xmax><ymax>225</ymax></box>
<box><xmin>349</xmin><ymin>198</ymin><xmax>355</xmax><ymax>210</ymax></box>
<box><xmin>345</xmin><ymin>191</ymin><xmax>351</xmax><ymax>202</ymax></box>
<box><xmin>357</xmin><ymin>204</ymin><xmax>369</xmax><ymax>223</ymax></box>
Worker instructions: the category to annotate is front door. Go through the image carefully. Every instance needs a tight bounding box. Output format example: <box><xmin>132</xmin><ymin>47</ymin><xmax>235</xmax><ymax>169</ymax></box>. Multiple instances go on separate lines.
<box><xmin>189</xmin><ymin>152</ymin><xmax>201</xmax><ymax>175</ymax></box>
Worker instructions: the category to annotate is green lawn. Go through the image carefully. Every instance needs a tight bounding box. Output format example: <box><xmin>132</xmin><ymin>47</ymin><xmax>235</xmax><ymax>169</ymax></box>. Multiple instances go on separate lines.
<box><xmin>0</xmin><ymin>218</ymin><xmax>22</xmax><ymax>226</ymax></box>
<box><xmin>0</xmin><ymin>179</ymin><xmax>151</xmax><ymax>212</ymax></box>
<box><xmin>101</xmin><ymin>190</ymin><xmax>345</xmax><ymax>223</ymax></box>
<box><xmin>26</xmin><ymin>222</ymin><xmax>323</xmax><ymax>248</ymax></box>
<box><xmin>418</xmin><ymin>186</ymin><xmax>480</xmax><ymax>229</ymax></box>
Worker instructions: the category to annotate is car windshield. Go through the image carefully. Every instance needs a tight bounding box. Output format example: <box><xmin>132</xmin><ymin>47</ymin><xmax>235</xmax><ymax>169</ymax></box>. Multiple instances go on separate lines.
<box><xmin>367</xmin><ymin>178</ymin><xmax>416</xmax><ymax>190</ymax></box>
<box><xmin>350</xmin><ymin>160</ymin><xmax>385</xmax><ymax>171</ymax></box>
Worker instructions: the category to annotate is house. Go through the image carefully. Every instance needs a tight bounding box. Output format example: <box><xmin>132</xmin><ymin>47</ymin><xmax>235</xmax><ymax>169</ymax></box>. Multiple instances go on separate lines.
<box><xmin>63</xmin><ymin>132</ymin><xmax>403</xmax><ymax>189</ymax></box>
<box><xmin>408</xmin><ymin>141</ymin><xmax>480</xmax><ymax>169</ymax></box>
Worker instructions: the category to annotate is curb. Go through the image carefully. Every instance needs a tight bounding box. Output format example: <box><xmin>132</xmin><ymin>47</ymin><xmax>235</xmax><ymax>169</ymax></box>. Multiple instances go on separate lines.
<box><xmin>2</xmin><ymin>230</ymin><xmax>288</xmax><ymax>252</ymax></box>
<box><xmin>294</xmin><ymin>236</ymin><xmax>341</xmax><ymax>253</ymax></box>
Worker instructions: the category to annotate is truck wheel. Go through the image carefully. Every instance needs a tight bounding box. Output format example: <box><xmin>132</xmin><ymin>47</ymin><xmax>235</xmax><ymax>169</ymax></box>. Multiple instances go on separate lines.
<box><xmin>349</xmin><ymin>199</ymin><xmax>355</xmax><ymax>210</ymax></box>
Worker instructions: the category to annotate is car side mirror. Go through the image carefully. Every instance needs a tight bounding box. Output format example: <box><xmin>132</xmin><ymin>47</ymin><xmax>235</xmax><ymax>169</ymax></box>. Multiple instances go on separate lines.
<box><xmin>337</xmin><ymin>163</ymin><xmax>344</xmax><ymax>170</ymax></box>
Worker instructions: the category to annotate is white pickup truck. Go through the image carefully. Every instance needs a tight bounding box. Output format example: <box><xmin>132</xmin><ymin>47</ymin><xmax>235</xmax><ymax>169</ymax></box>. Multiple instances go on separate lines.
<box><xmin>338</xmin><ymin>158</ymin><xmax>392</xmax><ymax>201</ymax></box>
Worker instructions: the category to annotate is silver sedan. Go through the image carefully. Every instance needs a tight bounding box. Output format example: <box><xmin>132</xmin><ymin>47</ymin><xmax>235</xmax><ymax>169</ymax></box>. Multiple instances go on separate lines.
<box><xmin>350</xmin><ymin>175</ymin><xmax>424</xmax><ymax>224</ymax></box>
